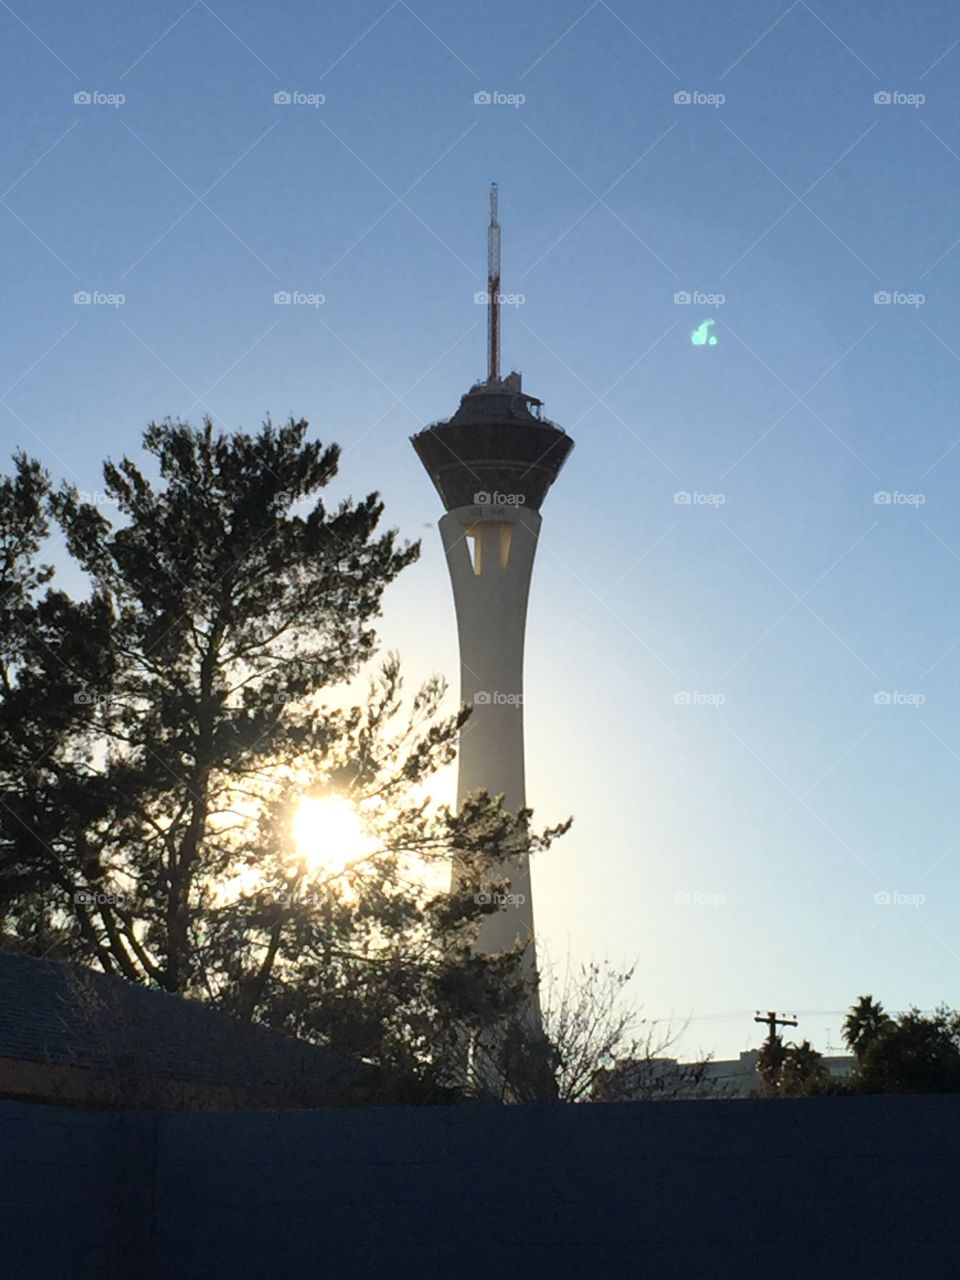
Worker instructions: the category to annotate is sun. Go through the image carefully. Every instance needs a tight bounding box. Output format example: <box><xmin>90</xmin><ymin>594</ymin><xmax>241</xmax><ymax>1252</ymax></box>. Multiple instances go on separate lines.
<box><xmin>292</xmin><ymin>795</ymin><xmax>375</xmax><ymax>877</ymax></box>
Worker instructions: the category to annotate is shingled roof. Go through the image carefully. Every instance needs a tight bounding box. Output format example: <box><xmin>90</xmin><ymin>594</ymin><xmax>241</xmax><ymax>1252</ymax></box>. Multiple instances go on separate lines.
<box><xmin>0</xmin><ymin>950</ymin><xmax>378</xmax><ymax>1108</ymax></box>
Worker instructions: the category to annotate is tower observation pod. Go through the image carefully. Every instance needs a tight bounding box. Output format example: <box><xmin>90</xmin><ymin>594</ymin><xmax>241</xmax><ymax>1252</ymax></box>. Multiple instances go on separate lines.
<box><xmin>410</xmin><ymin>185</ymin><xmax>574</xmax><ymax>1036</ymax></box>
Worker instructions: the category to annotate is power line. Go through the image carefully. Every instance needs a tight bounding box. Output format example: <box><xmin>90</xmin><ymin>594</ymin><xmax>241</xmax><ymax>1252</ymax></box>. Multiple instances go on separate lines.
<box><xmin>649</xmin><ymin>1007</ymin><xmax>938</xmax><ymax>1025</ymax></box>
<box><xmin>647</xmin><ymin>1010</ymin><xmax>846</xmax><ymax>1025</ymax></box>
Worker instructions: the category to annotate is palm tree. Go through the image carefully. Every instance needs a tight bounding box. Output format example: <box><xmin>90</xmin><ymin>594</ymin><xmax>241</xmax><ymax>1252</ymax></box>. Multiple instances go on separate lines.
<box><xmin>843</xmin><ymin>995</ymin><xmax>890</xmax><ymax>1060</ymax></box>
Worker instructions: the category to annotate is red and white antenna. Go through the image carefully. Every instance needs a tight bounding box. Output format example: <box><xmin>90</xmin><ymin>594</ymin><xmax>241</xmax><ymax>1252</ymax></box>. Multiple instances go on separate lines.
<box><xmin>487</xmin><ymin>182</ymin><xmax>501</xmax><ymax>382</ymax></box>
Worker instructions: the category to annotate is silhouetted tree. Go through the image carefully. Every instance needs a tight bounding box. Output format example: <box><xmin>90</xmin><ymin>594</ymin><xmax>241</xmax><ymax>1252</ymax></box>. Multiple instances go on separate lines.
<box><xmin>780</xmin><ymin>1039</ymin><xmax>828</xmax><ymax>1097</ymax></box>
<box><xmin>842</xmin><ymin>994</ymin><xmax>891</xmax><ymax>1061</ymax></box>
<box><xmin>850</xmin><ymin>1003</ymin><xmax>960</xmax><ymax>1094</ymax></box>
<box><xmin>0</xmin><ymin>422</ymin><xmax>569</xmax><ymax>1094</ymax></box>
<box><xmin>755</xmin><ymin>1033</ymin><xmax>788</xmax><ymax>1096</ymax></box>
<box><xmin>0</xmin><ymin>451</ymin><xmax>113</xmax><ymax>954</ymax></box>
<box><xmin>754</xmin><ymin>1036</ymin><xmax>827</xmax><ymax>1097</ymax></box>
<box><xmin>752</xmin><ymin>997</ymin><xmax>960</xmax><ymax>1098</ymax></box>
<box><xmin>469</xmin><ymin>958</ymin><xmax>703</xmax><ymax>1103</ymax></box>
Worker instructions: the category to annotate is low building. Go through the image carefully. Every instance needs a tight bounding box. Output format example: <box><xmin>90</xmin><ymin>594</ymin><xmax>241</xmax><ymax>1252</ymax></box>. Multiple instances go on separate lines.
<box><xmin>0</xmin><ymin>950</ymin><xmax>386</xmax><ymax>1109</ymax></box>
<box><xmin>697</xmin><ymin>1048</ymin><xmax>856</xmax><ymax>1097</ymax></box>
<box><xmin>596</xmin><ymin>1049</ymin><xmax>856</xmax><ymax>1100</ymax></box>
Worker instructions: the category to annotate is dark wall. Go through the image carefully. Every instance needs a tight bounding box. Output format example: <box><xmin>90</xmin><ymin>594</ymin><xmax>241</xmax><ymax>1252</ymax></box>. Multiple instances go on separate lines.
<box><xmin>5</xmin><ymin>1095</ymin><xmax>959</xmax><ymax>1280</ymax></box>
<box><xmin>3</xmin><ymin>1102</ymin><xmax>154</xmax><ymax>1275</ymax></box>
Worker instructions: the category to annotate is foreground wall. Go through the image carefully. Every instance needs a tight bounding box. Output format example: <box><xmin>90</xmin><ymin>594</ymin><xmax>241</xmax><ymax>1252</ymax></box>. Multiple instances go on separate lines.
<box><xmin>5</xmin><ymin>1094</ymin><xmax>959</xmax><ymax>1279</ymax></box>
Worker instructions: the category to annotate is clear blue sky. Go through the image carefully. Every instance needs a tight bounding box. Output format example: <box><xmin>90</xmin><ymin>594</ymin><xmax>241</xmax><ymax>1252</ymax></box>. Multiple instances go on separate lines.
<box><xmin>3</xmin><ymin>0</ymin><xmax>960</xmax><ymax>1061</ymax></box>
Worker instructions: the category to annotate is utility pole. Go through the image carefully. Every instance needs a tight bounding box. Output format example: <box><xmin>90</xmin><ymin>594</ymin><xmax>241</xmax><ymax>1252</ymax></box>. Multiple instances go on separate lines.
<box><xmin>754</xmin><ymin>1009</ymin><xmax>798</xmax><ymax>1045</ymax></box>
<box><xmin>753</xmin><ymin>1010</ymin><xmax>798</xmax><ymax>1095</ymax></box>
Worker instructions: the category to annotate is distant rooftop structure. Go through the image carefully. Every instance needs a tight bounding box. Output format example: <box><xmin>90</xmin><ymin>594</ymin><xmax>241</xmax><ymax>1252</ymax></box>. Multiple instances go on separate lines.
<box><xmin>0</xmin><ymin>951</ymin><xmax>381</xmax><ymax>1109</ymax></box>
<box><xmin>597</xmin><ymin>1050</ymin><xmax>857</xmax><ymax>1101</ymax></box>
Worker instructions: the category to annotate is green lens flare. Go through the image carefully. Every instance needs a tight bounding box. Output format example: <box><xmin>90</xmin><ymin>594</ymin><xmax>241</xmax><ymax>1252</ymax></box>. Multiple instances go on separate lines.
<box><xmin>691</xmin><ymin>319</ymin><xmax>718</xmax><ymax>346</ymax></box>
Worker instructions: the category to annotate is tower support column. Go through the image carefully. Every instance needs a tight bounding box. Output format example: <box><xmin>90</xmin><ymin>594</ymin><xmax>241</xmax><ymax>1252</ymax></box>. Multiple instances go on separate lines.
<box><xmin>440</xmin><ymin>502</ymin><xmax>541</xmax><ymax>971</ymax></box>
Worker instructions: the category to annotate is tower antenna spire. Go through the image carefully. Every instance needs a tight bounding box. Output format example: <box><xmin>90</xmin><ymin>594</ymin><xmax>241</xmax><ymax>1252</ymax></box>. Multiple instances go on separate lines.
<box><xmin>487</xmin><ymin>182</ymin><xmax>501</xmax><ymax>382</ymax></box>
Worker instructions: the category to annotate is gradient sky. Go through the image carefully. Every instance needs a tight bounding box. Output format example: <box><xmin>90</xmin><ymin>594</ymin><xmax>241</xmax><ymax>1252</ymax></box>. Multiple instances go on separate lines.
<box><xmin>3</xmin><ymin>0</ymin><xmax>960</xmax><ymax>1061</ymax></box>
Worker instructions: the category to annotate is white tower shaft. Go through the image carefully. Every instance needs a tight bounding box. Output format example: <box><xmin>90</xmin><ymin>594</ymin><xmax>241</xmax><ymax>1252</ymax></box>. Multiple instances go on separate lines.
<box><xmin>440</xmin><ymin>504</ymin><xmax>541</xmax><ymax>978</ymax></box>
